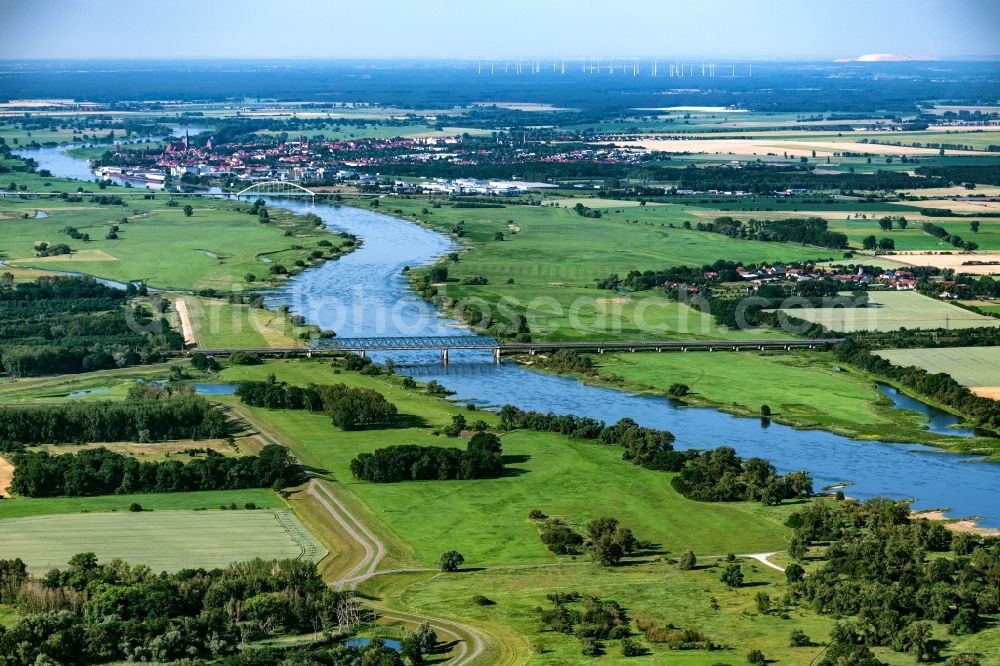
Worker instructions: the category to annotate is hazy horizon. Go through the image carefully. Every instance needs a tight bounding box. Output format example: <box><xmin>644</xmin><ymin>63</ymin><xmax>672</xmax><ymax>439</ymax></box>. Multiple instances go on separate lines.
<box><xmin>2</xmin><ymin>0</ymin><xmax>999</xmax><ymax>61</ymax></box>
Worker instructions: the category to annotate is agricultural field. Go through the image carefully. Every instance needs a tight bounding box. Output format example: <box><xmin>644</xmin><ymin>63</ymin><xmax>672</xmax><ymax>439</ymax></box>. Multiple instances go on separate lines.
<box><xmin>777</xmin><ymin>290</ymin><xmax>1000</xmax><ymax>332</ymax></box>
<box><xmin>876</xmin><ymin>346</ymin><xmax>1000</xmax><ymax>389</ymax></box>
<box><xmin>610</xmin><ymin>136</ymin><xmax>984</xmax><ymax>159</ymax></box>
<box><xmin>0</xmin><ymin>509</ymin><xmax>323</xmax><ymax>573</ymax></box>
<box><xmin>257</xmin><ymin>124</ymin><xmax>489</xmax><ymax>140</ymax></box>
<box><xmin>0</xmin><ymin>195</ymin><xmax>345</xmax><ymax>290</ymax></box>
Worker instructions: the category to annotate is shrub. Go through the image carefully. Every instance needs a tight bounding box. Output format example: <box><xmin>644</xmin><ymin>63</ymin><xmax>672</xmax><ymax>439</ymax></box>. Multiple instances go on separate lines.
<box><xmin>747</xmin><ymin>649</ymin><xmax>766</xmax><ymax>665</ymax></box>
<box><xmin>128</xmin><ymin>503</ymin><xmax>143</xmax><ymax>512</ymax></box>
<box><xmin>439</xmin><ymin>550</ymin><xmax>464</xmax><ymax>572</ymax></box>
<box><xmin>472</xmin><ymin>594</ymin><xmax>495</xmax><ymax>606</ymax></box>
<box><xmin>677</xmin><ymin>550</ymin><xmax>697</xmax><ymax>570</ymax></box>
<box><xmin>620</xmin><ymin>637</ymin><xmax>644</xmax><ymax>657</ymax></box>
<box><xmin>789</xmin><ymin>628</ymin><xmax>812</xmax><ymax>647</ymax></box>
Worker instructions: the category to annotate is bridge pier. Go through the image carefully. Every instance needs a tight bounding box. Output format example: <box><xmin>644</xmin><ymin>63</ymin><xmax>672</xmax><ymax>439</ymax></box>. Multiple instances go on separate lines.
<box><xmin>359</xmin><ymin>350</ymin><xmax>366</xmax><ymax>359</ymax></box>
<box><xmin>492</xmin><ymin>348</ymin><xmax>501</xmax><ymax>364</ymax></box>
<box><xmin>440</xmin><ymin>348</ymin><xmax>449</xmax><ymax>367</ymax></box>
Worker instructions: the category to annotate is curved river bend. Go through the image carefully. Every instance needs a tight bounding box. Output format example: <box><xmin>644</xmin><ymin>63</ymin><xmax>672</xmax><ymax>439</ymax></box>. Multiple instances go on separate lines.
<box><xmin>20</xmin><ymin>147</ymin><xmax>1000</xmax><ymax>527</ymax></box>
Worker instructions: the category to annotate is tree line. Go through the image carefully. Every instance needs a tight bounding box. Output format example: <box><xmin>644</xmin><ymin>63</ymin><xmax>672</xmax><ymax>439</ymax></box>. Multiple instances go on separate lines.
<box><xmin>675</xmin><ymin>164</ymin><xmax>955</xmax><ymax>193</ymax></box>
<box><xmin>921</xmin><ymin>221</ymin><xmax>979</xmax><ymax>251</ymax></box>
<box><xmin>0</xmin><ymin>386</ymin><xmax>227</xmax><ymax>452</ymax></box>
<box><xmin>915</xmin><ymin>164</ymin><xmax>1000</xmax><ymax>186</ymax></box>
<box><xmin>705</xmin><ymin>216</ymin><xmax>849</xmax><ymax>250</ymax></box>
<box><xmin>235</xmin><ymin>376</ymin><xmax>397</xmax><ymax>431</ymax></box>
<box><xmin>349</xmin><ymin>432</ymin><xmax>505</xmax><ymax>482</ymax></box>
<box><xmin>9</xmin><ymin>444</ymin><xmax>303</xmax><ymax>497</ymax></box>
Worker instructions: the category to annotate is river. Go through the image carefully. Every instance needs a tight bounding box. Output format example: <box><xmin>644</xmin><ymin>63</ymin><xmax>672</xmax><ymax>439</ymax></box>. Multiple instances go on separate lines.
<box><xmin>19</xmin><ymin>148</ymin><xmax>1000</xmax><ymax>528</ymax></box>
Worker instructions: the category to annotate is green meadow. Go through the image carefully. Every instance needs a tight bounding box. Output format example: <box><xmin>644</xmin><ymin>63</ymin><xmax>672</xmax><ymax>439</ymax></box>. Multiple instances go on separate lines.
<box><xmin>587</xmin><ymin>350</ymin><xmax>986</xmax><ymax>445</ymax></box>
<box><xmin>380</xmin><ymin>561</ymin><xmax>999</xmax><ymax>666</ymax></box>
<box><xmin>0</xmin><ymin>196</ymin><xmax>345</xmax><ymax>290</ymax></box>
<box><xmin>0</xmin><ymin>488</ymin><xmax>285</xmax><ymax>520</ymax></box>
<box><xmin>178</xmin><ymin>294</ymin><xmax>310</xmax><ymax>348</ymax></box>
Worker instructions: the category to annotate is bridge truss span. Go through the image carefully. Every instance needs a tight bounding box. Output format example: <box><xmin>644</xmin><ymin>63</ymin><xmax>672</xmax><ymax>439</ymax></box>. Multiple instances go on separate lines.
<box><xmin>316</xmin><ymin>335</ymin><xmax>499</xmax><ymax>351</ymax></box>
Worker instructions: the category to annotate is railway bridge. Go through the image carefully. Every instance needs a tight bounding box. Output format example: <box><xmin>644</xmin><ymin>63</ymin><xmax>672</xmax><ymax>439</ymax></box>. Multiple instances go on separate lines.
<box><xmin>178</xmin><ymin>335</ymin><xmax>842</xmax><ymax>366</ymax></box>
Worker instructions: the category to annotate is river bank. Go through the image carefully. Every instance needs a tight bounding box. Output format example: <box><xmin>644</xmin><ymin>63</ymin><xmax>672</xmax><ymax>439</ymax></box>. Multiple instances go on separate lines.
<box><xmin>510</xmin><ymin>349</ymin><xmax>999</xmax><ymax>455</ymax></box>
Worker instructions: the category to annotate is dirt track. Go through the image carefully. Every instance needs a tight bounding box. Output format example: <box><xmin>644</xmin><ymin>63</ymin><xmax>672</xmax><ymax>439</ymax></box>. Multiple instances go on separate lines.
<box><xmin>0</xmin><ymin>455</ymin><xmax>13</xmax><ymax>498</ymax></box>
<box><xmin>174</xmin><ymin>298</ymin><xmax>197</xmax><ymax>346</ymax></box>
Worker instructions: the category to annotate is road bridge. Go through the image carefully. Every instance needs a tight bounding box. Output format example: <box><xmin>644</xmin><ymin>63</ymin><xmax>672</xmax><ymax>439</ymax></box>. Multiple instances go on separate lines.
<box><xmin>176</xmin><ymin>336</ymin><xmax>842</xmax><ymax>366</ymax></box>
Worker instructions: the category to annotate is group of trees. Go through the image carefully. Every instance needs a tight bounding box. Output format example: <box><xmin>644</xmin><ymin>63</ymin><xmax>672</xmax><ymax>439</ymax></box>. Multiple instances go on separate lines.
<box><xmin>533</xmin><ymin>513</ymin><xmax>641</xmax><ymax>566</ymax></box>
<box><xmin>10</xmin><ymin>444</ymin><xmax>303</xmax><ymax>497</ymax></box>
<box><xmin>706</xmin><ymin>216</ymin><xmax>849</xmax><ymax>250</ymax></box>
<box><xmin>0</xmin><ymin>555</ymin><xmax>363</xmax><ymax>665</ymax></box>
<box><xmin>498</xmin><ymin>406</ymin><xmax>687</xmax><ymax>472</ymax></box>
<box><xmin>537</xmin><ymin>592</ymin><xmax>633</xmax><ymax>657</ymax></box>
<box><xmin>235</xmin><ymin>376</ymin><xmax>397</xmax><ymax>431</ymax></box>
<box><xmin>0</xmin><ymin>277</ymin><xmax>180</xmax><ymax>378</ymax></box>
<box><xmin>922</xmin><ymin>221</ymin><xmax>979</xmax><ymax>251</ymax></box>
<box><xmin>0</xmin><ymin>387</ymin><xmax>226</xmax><ymax>452</ymax></box>
<box><xmin>349</xmin><ymin>432</ymin><xmax>505</xmax><ymax>482</ymax></box>
<box><xmin>834</xmin><ymin>338</ymin><xmax>1000</xmax><ymax>430</ymax></box>
<box><xmin>671</xmin><ymin>446</ymin><xmax>813</xmax><ymax>505</ymax></box>
<box><xmin>785</xmin><ymin>498</ymin><xmax>1000</xmax><ymax>662</ymax></box>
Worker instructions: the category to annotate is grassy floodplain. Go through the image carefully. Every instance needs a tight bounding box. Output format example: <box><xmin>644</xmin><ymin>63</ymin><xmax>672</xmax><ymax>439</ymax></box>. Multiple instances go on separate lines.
<box><xmin>382</xmin><ymin>197</ymin><xmax>833</xmax><ymax>341</ymax></box>
<box><xmin>573</xmin><ymin>349</ymin><xmax>997</xmax><ymax>448</ymax></box>
<box><xmin>176</xmin><ymin>294</ymin><xmax>311</xmax><ymax>348</ymax></box>
<box><xmin>217</xmin><ymin>360</ymin><xmax>796</xmax><ymax>568</ymax></box>
<box><xmin>0</xmin><ymin>195</ymin><xmax>346</xmax><ymax>291</ymax></box>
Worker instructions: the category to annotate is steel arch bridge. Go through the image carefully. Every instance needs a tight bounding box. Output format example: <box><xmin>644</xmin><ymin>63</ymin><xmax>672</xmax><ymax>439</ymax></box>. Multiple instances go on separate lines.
<box><xmin>235</xmin><ymin>181</ymin><xmax>316</xmax><ymax>199</ymax></box>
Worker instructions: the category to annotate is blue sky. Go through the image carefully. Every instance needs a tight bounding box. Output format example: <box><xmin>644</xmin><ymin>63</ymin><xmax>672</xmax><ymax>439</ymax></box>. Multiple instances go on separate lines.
<box><xmin>2</xmin><ymin>0</ymin><xmax>998</xmax><ymax>60</ymax></box>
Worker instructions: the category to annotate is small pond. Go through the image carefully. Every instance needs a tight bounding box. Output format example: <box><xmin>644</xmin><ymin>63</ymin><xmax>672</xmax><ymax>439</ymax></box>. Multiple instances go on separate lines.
<box><xmin>65</xmin><ymin>388</ymin><xmax>110</xmax><ymax>398</ymax></box>
<box><xmin>342</xmin><ymin>638</ymin><xmax>401</xmax><ymax>652</ymax></box>
<box><xmin>194</xmin><ymin>384</ymin><xmax>236</xmax><ymax>396</ymax></box>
